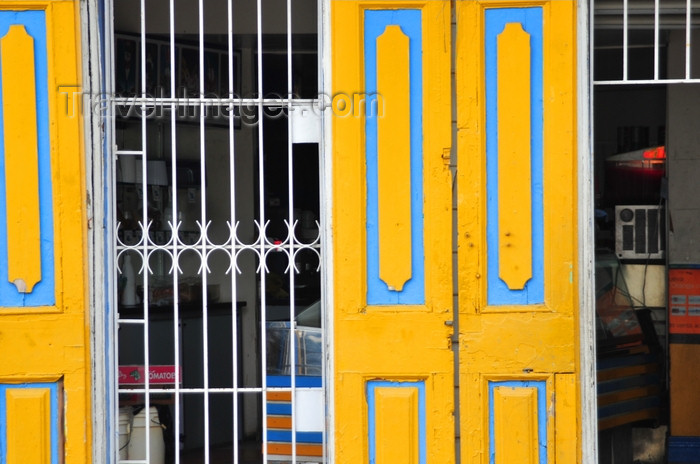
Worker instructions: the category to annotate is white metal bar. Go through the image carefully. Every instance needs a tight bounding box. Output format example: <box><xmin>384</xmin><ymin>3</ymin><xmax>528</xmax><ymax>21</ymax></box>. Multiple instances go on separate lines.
<box><xmin>226</xmin><ymin>0</ymin><xmax>240</xmax><ymax>462</ymax></box>
<box><xmin>116</xmin><ymin>241</ymin><xmax>319</xmax><ymax>253</ymax></box>
<box><xmin>256</xmin><ymin>0</ymin><xmax>269</xmax><ymax>461</ymax></box>
<box><xmin>111</xmin><ymin>96</ymin><xmax>319</xmax><ymax>106</ymax></box>
<box><xmin>115</xmin><ymin>150</ymin><xmax>145</xmax><ymax>156</ymax></box>
<box><xmin>594</xmin><ymin>78</ymin><xmax>700</xmax><ymax>84</ymax></box>
<box><xmin>168</xmin><ymin>1</ymin><xmax>181</xmax><ymax>463</ymax></box>
<box><xmin>118</xmin><ymin>386</ymin><xmax>321</xmax><ymax>394</ymax></box>
<box><xmin>118</xmin><ymin>318</ymin><xmax>147</xmax><ymax>325</ymax></box>
<box><xmin>687</xmin><ymin>0</ymin><xmax>693</xmax><ymax>79</ymax></box>
<box><xmin>595</xmin><ymin>18</ymin><xmax>699</xmax><ymax>28</ymax></box>
<box><xmin>286</xmin><ymin>0</ymin><xmax>298</xmax><ymax>463</ymax></box>
<box><xmin>654</xmin><ymin>0</ymin><xmax>660</xmax><ymax>80</ymax></box>
<box><xmin>199</xmin><ymin>0</ymin><xmax>205</xmax><ymax>101</ymax></box>
<box><xmin>196</xmin><ymin>1</ymin><xmax>212</xmax><ymax>463</ymax></box>
<box><xmin>595</xmin><ymin>44</ymin><xmax>661</xmax><ymax>50</ymax></box>
<box><xmin>596</xmin><ymin>0</ymin><xmax>697</xmax><ymax>13</ymax></box>
<box><xmin>623</xmin><ymin>0</ymin><xmax>629</xmax><ymax>80</ymax></box>
<box><xmin>138</xmin><ymin>0</ymin><xmax>152</xmax><ymax>461</ymax></box>
<box><xmin>140</xmin><ymin>1</ymin><xmax>146</xmax><ymax>101</ymax></box>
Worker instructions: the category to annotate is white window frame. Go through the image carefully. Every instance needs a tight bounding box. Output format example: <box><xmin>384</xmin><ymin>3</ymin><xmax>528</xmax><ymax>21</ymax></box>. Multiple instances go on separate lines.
<box><xmin>578</xmin><ymin>1</ymin><xmax>598</xmax><ymax>463</ymax></box>
<box><xmin>81</xmin><ymin>0</ymin><xmax>119</xmax><ymax>461</ymax></box>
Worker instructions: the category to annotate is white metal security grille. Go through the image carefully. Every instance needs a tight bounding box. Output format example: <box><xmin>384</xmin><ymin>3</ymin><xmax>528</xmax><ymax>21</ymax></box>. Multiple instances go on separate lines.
<box><xmin>110</xmin><ymin>1</ymin><xmax>325</xmax><ymax>462</ymax></box>
<box><xmin>594</xmin><ymin>0</ymin><xmax>700</xmax><ymax>84</ymax></box>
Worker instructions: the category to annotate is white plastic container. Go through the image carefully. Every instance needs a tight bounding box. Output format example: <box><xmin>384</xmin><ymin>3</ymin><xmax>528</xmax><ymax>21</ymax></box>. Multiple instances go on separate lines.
<box><xmin>118</xmin><ymin>408</ymin><xmax>133</xmax><ymax>461</ymax></box>
<box><xmin>127</xmin><ymin>407</ymin><xmax>165</xmax><ymax>464</ymax></box>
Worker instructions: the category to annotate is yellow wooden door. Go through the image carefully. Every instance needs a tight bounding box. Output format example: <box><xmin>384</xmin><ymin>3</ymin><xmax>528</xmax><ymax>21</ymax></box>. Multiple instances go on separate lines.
<box><xmin>457</xmin><ymin>1</ymin><xmax>579</xmax><ymax>463</ymax></box>
<box><xmin>331</xmin><ymin>0</ymin><xmax>454</xmax><ymax>462</ymax></box>
<box><xmin>331</xmin><ymin>0</ymin><xmax>580</xmax><ymax>462</ymax></box>
<box><xmin>0</xmin><ymin>2</ymin><xmax>90</xmax><ymax>463</ymax></box>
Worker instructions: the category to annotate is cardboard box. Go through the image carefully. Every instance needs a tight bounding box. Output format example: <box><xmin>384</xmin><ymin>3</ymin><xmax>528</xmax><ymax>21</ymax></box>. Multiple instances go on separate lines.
<box><xmin>670</xmin><ymin>344</ymin><xmax>700</xmax><ymax>436</ymax></box>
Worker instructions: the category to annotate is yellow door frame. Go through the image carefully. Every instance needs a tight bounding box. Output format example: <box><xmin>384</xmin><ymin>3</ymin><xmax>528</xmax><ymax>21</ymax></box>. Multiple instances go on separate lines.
<box><xmin>0</xmin><ymin>1</ymin><xmax>91</xmax><ymax>462</ymax></box>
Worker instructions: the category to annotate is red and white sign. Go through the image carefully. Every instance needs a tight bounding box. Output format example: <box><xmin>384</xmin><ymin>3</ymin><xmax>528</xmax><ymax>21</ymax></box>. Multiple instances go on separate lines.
<box><xmin>118</xmin><ymin>365</ymin><xmax>181</xmax><ymax>385</ymax></box>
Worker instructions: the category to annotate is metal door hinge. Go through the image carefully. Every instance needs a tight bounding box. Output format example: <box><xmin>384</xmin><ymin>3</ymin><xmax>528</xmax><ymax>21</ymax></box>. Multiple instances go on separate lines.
<box><xmin>441</xmin><ymin>148</ymin><xmax>451</xmax><ymax>165</ymax></box>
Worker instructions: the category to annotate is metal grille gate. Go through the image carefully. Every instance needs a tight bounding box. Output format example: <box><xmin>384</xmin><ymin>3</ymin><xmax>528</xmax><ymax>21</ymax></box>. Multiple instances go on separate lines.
<box><xmin>594</xmin><ymin>0</ymin><xmax>700</xmax><ymax>85</ymax></box>
<box><xmin>109</xmin><ymin>1</ymin><xmax>326</xmax><ymax>462</ymax></box>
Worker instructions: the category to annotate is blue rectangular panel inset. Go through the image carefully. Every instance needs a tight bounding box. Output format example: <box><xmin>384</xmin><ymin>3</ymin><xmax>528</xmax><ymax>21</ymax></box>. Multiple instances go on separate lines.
<box><xmin>267</xmin><ymin>430</ymin><xmax>324</xmax><ymax>444</ymax></box>
<box><xmin>488</xmin><ymin>380</ymin><xmax>547</xmax><ymax>464</ymax></box>
<box><xmin>267</xmin><ymin>402</ymin><xmax>292</xmax><ymax>416</ymax></box>
<box><xmin>485</xmin><ymin>8</ymin><xmax>544</xmax><ymax>305</ymax></box>
<box><xmin>0</xmin><ymin>382</ymin><xmax>60</xmax><ymax>464</ymax></box>
<box><xmin>0</xmin><ymin>11</ymin><xmax>54</xmax><ymax>307</ymax></box>
<box><xmin>364</xmin><ymin>10</ymin><xmax>424</xmax><ymax>305</ymax></box>
<box><xmin>266</xmin><ymin>375</ymin><xmax>323</xmax><ymax>388</ymax></box>
<box><xmin>367</xmin><ymin>380</ymin><xmax>426</xmax><ymax>464</ymax></box>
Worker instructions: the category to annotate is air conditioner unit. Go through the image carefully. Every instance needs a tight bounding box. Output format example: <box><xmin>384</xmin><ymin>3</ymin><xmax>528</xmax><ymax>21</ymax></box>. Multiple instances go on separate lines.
<box><xmin>615</xmin><ymin>205</ymin><xmax>665</xmax><ymax>260</ymax></box>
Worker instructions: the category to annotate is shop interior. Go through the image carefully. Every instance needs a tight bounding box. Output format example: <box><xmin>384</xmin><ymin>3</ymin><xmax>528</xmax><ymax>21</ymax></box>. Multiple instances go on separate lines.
<box><xmin>113</xmin><ymin>1</ymin><xmax>323</xmax><ymax>463</ymax></box>
<box><xmin>594</xmin><ymin>4</ymin><xmax>700</xmax><ymax>463</ymax></box>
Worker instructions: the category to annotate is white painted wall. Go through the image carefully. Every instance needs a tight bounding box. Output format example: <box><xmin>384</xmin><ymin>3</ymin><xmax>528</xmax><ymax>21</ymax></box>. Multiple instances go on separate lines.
<box><xmin>667</xmin><ymin>30</ymin><xmax>700</xmax><ymax>264</ymax></box>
